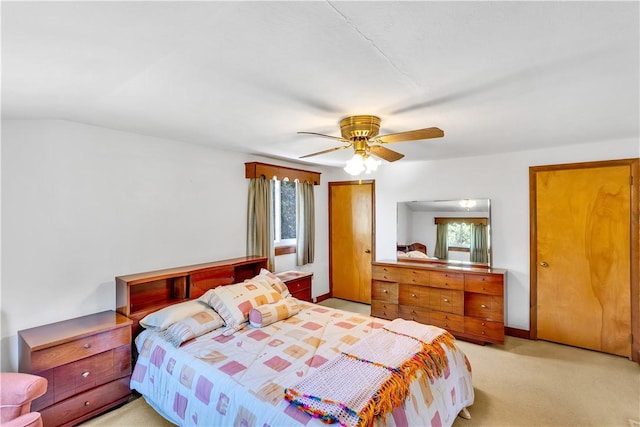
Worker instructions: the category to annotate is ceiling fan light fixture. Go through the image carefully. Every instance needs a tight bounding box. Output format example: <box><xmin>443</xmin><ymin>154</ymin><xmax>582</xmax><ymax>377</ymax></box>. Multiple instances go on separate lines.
<box><xmin>364</xmin><ymin>155</ymin><xmax>381</xmax><ymax>174</ymax></box>
<box><xmin>344</xmin><ymin>153</ymin><xmax>366</xmax><ymax>176</ymax></box>
<box><xmin>344</xmin><ymin>153</ymin><xmax>381</xmax><ymax>176</ymax></box>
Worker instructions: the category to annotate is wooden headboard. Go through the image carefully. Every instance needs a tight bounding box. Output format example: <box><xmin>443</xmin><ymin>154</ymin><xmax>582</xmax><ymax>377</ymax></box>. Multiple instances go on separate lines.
<box><xmin>115</xmin><ymin>256</ymin><xmax>267</xmax><ymax>337</ymax></box>
<box><xmin>397</xmin><ymin>242</ymin><xmax>427</xmax><ymax>254</ymax></box>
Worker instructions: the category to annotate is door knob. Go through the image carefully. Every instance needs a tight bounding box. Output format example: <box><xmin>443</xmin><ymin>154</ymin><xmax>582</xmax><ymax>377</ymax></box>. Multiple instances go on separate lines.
<box><xmin>540</xmin><ymin>261</ymin><xmax>549</xmax><ymax>267</ymax></box>
<box><xmin>364</xmin><ymin>249</ymin><xmax>371</xmax><ymax>253</ymax></box>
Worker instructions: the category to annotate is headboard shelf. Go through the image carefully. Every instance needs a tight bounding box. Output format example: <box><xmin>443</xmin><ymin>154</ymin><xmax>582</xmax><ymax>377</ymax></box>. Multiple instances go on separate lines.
<box><xmin>116</xmin><ymin>256</ymin><xmax>268</xmax><ymax>335</ymax></box>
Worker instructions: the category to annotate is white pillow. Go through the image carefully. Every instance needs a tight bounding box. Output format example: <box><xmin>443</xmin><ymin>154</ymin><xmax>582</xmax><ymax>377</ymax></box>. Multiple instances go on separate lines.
<box><xmin>199</xmin><ymin>281</ymin><xmax>282</xmax><ymax>335</ymax></box>
<box><xmin>248</xmin><ymin>268</ymin><xmax>292</xmax><ymax>298</ymax></box>
<box><xmin>162</xmin><ymin>309</ymin><xmax>224</xmax><ymax>347</ymax></box>
<box><xmin>139</xmin><ymin>300</ymin><xmax>209</xmax><ymax>331</ymax></box>
<box><xmin>249</xmin><ymin>298</ymin><xmax>300</xmax><ymax>328</ymax></box>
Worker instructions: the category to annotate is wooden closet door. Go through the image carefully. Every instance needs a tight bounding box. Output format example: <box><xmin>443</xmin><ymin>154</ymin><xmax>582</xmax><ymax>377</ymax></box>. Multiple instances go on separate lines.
<box><xmin>329</xmin><ymin>181</ymin><xmax>374</xmax><ymax>304</ymax></box>
<box><xmin>533</xmin><ymin>162</ymin><xmax>632</xmax><ymax>357</ymax></box>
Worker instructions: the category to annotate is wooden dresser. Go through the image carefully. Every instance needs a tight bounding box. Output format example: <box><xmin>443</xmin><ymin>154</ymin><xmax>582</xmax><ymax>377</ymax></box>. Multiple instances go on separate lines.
<box><xmin>276</xmin><ymin>271</ymin><xmax>313</xmax><ymax>302</ymax></box>
<box><xmin>371</xmin><ymin>260</ymin><xmax>507</xmax><ymax>344</ymax></box>
<box><xmin>18</xmin><ymin>311</ymin><xmax>132</xmax><ymax>427</ymax></box>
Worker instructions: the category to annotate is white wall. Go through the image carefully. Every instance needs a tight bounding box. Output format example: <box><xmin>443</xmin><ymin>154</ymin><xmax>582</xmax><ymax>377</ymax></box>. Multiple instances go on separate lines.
<box><xmin>374</xmin><ymin>137</ymin><xmax>639</xmax><ymax>331</ymax></box>
<box><xmin>0</xmin><ymin>120</ymin><xmax>330</xmax><ymax>371</ymax></box>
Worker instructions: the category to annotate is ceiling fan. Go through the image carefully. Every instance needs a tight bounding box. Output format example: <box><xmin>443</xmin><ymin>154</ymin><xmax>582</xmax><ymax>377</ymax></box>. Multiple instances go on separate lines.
<box><xmin>298</xmin><ymin>115</ymin><xmax>444</xmax><ymax>164</ymax></box>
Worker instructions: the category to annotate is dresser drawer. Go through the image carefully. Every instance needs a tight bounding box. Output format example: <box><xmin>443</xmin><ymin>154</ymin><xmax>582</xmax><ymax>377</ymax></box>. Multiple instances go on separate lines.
<box><xmin>33</xmin><ymin>346</ymin><xmax>131</xmax><ymax>411</ymax></box>
<box><xmin>372</xmin><ymin>281</ymin><xmax>398</xmax><ymax>303</ymax></box>
<box><xmin>425</xmin><ymin>288</ymin><xmax>464</xmax><ymax>315</ymax></box>
<box><xmin>29</xmin><ymin>326</ymin><xmax>130</xmax><ymax>372</ymax></box>
<box><xmin>464</xmin><ymin>318</ymin><xmax>504</xmax><ymax>342</ymax></box>
<box><xmin>465</xmin><ymin>274</ymin><xmax>503</xmax><ymax>295</ymax></box>
<box><xmin>398</xmin><ymin>284</ymin><xmax>428</xmax><ymax>307</ymax></box>
<box><xmin>372</xmin><ymin>265</ymin><xmax>430</xmax><ymax>286</ymax></box>
<box><xmin>429</xmin><ymin>311</ymin><xmax>464</xmax><ymax>333</ymax></box>
<box><xmin>370</xmin><ymin>301</ymin><xmax>398</xmax><ymax>320</ymax></box>
<box><xmin>397</xmin><ymin>305</ymin><xmax>430</xmax><ymax>324</ymax></box>
<box><xmin>372</xmin><ymin>265</ymin><xmax>404</xmax><ymax>282</ymax></box>
<box><xmin>429</xmin><ymin>271</ymin><xmax>464</xmax><ymax>290</ymax></box>
<box><xmin>465</xmin><ymin>293</ymin><xmax>504</xmax><ymax>321</ymax></box>
<box><xmin>40</xmin><ymin>377</ymin><xmax>131</xmax><ymax>427</ymax></box>
<box><xmin>56</xmin><ymin>346</ymin><xmax>131</xmax><ymax>402</ymax></box>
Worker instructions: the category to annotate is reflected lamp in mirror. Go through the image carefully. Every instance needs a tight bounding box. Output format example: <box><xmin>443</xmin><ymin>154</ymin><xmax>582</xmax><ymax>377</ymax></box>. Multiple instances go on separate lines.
<box><xmin>396</xmin><ymin>199</ymin><xmax>492</xmax><ymax>267</ymax></box>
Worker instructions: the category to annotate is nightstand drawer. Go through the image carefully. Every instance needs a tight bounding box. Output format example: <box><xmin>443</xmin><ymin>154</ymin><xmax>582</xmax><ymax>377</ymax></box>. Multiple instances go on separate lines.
<box><xmin>40</xmin><ymin>377</ymin><xmax>131</xmax><ymax>427</ymax></box>
<box><xmin>277</xmin><ymin>271</ymin><xmax>313</xmax><ymax>302</ymax></box>
<box><xmin>55</xmin><ymin>346</ymin><xmax>131</xmax><ymax>403</ymax></box>
<box><xmin>287</xmin><ymin>279</ymin><xmax>310</xmax><ymax>294</ymax></box>
<box><xmin>29</xmin><ymin>326</ymin><xmax>130</xmax><ymax>372</ymax></box>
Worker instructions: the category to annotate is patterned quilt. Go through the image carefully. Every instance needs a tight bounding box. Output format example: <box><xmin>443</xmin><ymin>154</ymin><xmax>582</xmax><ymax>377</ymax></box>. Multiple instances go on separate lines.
<box><xmin>131</xmin><ymin>301</ymin><xmax>474</xmax><ymax>426</ymax></box>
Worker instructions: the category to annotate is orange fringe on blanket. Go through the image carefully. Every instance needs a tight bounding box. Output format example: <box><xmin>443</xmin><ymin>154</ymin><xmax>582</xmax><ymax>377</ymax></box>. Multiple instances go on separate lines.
<box><xmin>355</xmin><ymin>331</ymin><xmax>456</xmax><ymax>427</ymax></box>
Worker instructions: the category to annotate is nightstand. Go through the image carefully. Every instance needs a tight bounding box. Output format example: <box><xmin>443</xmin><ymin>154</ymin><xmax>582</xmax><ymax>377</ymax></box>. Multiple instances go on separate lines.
<box><xmin>276</xmin><ymin>271</ymin><xmax>313</xmax><ymax>302</ymax></box>
<box><xmin>18</xmin><ymin>311</ymin><xmax>133</xmax><ymax>427</ymax></box>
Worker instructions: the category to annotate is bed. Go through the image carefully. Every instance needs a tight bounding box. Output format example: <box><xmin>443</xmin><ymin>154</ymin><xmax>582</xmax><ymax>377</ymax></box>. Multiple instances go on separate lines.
<box><xmin>396</xmin><ymin>242</ymin><xmax>440</xmax><ymax>260</ymax></box>
<box><xmin>126</xmin><ymin>265</ymin><xmax>474</xmax><ymax>427</ymax></box>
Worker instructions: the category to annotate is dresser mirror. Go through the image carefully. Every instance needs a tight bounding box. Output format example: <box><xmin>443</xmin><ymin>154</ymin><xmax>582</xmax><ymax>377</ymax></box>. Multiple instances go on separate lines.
<box><xmin>396</xmin><ymin>199</ymin><xmax>492</xmax><ymax>267</ymax></box>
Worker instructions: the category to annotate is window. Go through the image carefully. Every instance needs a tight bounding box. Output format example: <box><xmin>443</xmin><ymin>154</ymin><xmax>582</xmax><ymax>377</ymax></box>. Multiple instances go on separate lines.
<box><xmin>447</xmin><ymin>222</ymin><xmax>471</xmax><ymax>251</ymax></box>
<box><xmin>273</xmin><ymin>179</ymin><xmax>296</xmax><ymax>246</ymax></box>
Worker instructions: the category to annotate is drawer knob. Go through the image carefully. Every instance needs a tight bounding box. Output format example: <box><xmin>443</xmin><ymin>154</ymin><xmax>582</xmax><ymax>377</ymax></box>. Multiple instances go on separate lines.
<box><xmin>481</xmin><ymin>331</ymin><xmax>486</xmax><ymax>335</ymax></box>
<box><xmin>411</xmin><ymin>293</ymin><xmax>417</xmax><ymax>298</ymax></box>
<box><xmin>481</xmin><ymin>304</ymin><xmax>487</xmax><ymax>308</ymax></box>
<box><xmin>382</xmin><ymin>289</ymin><xmax>388</xmax><ymax>293</ymax></box>
<box><xmin>443</xmin><ymin>298</ymin><xmax>449</xmax><ymax>302</ymax></box>
<box><xmin>83</xmin><ymin>343</ymin><xmax>91</xmax><ymax>349</ymax></box>
<box><xmin>81</xmin><ymin>371</ymin><xmax>90</xmax><ymax>378</ymax></box>
<box><xmin>482</xmin><ymin>322</ymin><xmax>486</xmax><ymax>326</ymax></box>
<box><xmin>84</xmin><ymin>401</ymin><xmax>91</xmax><ymax>406</ymax></box>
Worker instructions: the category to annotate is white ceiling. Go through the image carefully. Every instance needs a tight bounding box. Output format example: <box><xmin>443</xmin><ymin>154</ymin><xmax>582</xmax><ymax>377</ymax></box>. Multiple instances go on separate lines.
<box><xmin>2</xmin><ymin>1</ymin><xmax>638</xmax><ymax>167</ymax></box>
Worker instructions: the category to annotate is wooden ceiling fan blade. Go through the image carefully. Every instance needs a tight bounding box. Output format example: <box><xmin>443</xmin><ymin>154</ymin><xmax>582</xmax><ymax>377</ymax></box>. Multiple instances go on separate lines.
<box><xmin>375</xmin><ymin>127</ymin><xmax>444</xmax><ymax>144</ymax></box>
<box><xmin>297</xmin><ymin>131</ymin><xmax>348</xmax><ymax>142</ymax></box>
<box><xmin>299</xmin><ymin>145</ymin><xmax>351</xmax><ymax>159</ymax></box>
<box><xmin>369</xmin><ymin>145</ymin><xmax>405</xmax><ymax>162</ymax></box>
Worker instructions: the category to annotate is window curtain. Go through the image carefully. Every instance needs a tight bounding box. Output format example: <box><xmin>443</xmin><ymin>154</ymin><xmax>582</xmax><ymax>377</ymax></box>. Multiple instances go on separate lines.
<box><xmin>433</xmin><ymin>223</ymin><xmax>449</xmax><ymax>259</ymax></box>
<box><xmin>247</xmin><ymin>177</ymin><xmax>275</xmax><ymax>271</ymax></box>
<box><xmin>295</xmin><ymin>181</ymin><xmax>315</xmax><ymax>266</ymax></box>
<box><xmin>470</xmin><ymin>223</ymin><xmax>489</xmax><ymax>263</ymax></box>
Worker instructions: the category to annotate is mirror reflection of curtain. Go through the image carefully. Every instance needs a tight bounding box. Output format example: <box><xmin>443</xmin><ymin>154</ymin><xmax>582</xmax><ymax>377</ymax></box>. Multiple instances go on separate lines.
<box><xmin>247</xmin><ymin>177</ymin><xmax>275</xmax><ymax>270</ymax></box>
<box><xmin>296</xmin><ymin>181</ymin><xmax>315</xmax><ymax>266</ymax></box>
<box><xmin>434</xmin><ymin>223</ymin><xmax>448</xmax><ymax>259</ymax></box>
<box><xmin>470</xmin><ymin>223</ymin><xmax>488</xmax><ymax>263</ymax></box>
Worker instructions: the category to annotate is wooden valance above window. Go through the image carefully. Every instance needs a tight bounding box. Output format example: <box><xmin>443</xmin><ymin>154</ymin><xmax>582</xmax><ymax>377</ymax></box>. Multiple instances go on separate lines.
<box><xmin>434</xmin><ymin>217</ymin><xmax>488</xmax><ymax>225</ymax></box>
<box><xmin>245</xmin><ymin>162</ymin><xmax>321</xmax><ymax>185</ymax></box>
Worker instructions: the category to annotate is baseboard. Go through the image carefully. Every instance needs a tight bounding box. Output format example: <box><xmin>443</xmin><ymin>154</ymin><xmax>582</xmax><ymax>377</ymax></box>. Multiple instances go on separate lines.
<box><xmin>314</xmin><ymin>293</ymin><xmax>331</xmax><ymax>303</ymax></box>
<box><xmin>505</xmin><ymin>326</ymin><xmax>531</xmax><ymax>339</ymax></box>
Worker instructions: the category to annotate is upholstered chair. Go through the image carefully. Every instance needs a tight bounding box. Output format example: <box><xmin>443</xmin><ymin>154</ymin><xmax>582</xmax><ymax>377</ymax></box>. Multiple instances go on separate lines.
<box><xmin>0</xmin><ymin>373</ymin><xmax>47</xmax><ymax>427</ymax></box>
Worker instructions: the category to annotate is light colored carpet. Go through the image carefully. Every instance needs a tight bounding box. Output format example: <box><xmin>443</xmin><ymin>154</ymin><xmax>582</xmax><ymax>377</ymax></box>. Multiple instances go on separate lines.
<box><xmin>82</xmin><ymin>299</ymin><xmax>640</xmax><ymax>426</ymax></box>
